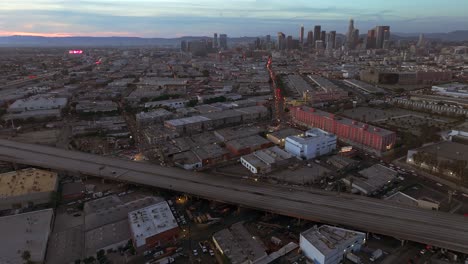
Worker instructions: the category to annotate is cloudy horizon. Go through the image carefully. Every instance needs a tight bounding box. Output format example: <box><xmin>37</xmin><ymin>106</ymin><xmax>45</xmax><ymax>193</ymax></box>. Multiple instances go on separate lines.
<box><xmin>1</xmin><ymin>0</ymin><xmax>467</xmax><ymax>38</ymax></box>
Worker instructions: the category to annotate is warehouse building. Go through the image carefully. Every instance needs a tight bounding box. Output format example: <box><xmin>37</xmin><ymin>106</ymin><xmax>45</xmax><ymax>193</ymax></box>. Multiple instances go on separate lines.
<box><xmin>213</xmin><ymin>222</ymin><xmax>267</xmax><ymax>264</ymax></box>
<box><xmin>8</xmin><ymin>97</ymin><xmax>68</xmax><ymax>113</ymax></box>
<box><xmin>432</xmin><ymin>83</ymin><xmax>468</xmax><ymax>98</ymax></box>
<box><xmin>136</xmin><ymin>109</ymin><xmax>173</xmax><ymax>127</ymax></box>
<box><xmin>226</xmin><ymin>135</ymin><xmax>273</xmax><ymax>156</ymax></box>
<box><xmin>128</xmin><ymin>201</ymin><xmax>180</xmax><ymax>253</ymax></box>
<box><xmin>0</xmin><ymin>209</ymin><xmax>54</xmax><ymax>264</ymax></box>
<box><xmin>407</xmin><ymin>141</ymin><xmax>468</xmax><ymax>181</ymax></box>
<box><xmin>240</xmin><ymin>146</ymin><xmax>293</xmax><ymax>174</ymax></box>
<box><xmin>285</xmin><ymin>128</ymin><xmax>337</xmax><ymax>160</ymax></box>
<box><xmin>342</xmin><ymin>164</ymin><xmax>397</xmax><ymax>195</ymax></box>
<box><xmin>290</xmin><ymin>106</ymin><xmax>396</xmax><ymax>154</ymax></box>
<box><xmin>0</xmin><ymin>168</ymin><xmax>58</xmax><ymax>210</ymax></box>
<box><xmin>165</xmin><ymin>106</ymin><xmax>269</xmax><ymax>134</ymax></box>
<box><xmin>83</xmin><ymin>195</ymin><xmax>163</xmax><ymax>257</ymax></box>
<box><xmin>300</xmin><ymin>225</ymin><xmax>366</xmax><ymax>264</ymax></box>
<box><xmin>75</xmin><ymin>100</ymin><xmax>118</xmax><ymax>114</ymax></box>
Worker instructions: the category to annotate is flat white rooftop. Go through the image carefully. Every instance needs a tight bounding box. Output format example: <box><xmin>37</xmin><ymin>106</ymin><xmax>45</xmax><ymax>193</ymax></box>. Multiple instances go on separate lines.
<box><xmin>128</xmin><ymin>201</ymin><xmax>178</xmax><ymax>248</ymax></box>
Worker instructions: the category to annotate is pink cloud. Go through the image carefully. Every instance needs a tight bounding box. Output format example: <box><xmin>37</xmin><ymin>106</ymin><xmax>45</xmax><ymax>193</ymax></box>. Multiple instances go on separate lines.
<box><xmin>0</xmin><ymin>31</ymin><xmax>143</xmax><ymax>37</ymax></box>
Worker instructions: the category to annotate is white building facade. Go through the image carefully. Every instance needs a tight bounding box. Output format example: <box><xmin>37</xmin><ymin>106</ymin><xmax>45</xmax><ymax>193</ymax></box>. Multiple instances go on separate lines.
<box><xmin>285</xmin><ymin>128</ymin><xmax>337</xmax><ymax>160</ymax></box>
<box><xmin>300</xmin><ymin>225</ymin><xmax>366</xmax><ymax>264</ymax></box>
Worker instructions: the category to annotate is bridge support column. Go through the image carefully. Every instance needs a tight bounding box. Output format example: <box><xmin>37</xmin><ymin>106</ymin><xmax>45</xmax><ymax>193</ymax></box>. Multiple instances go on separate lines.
<box><xmin>401</xmin><ymin>240</ymin><xmax>406</xmax><ymax>246</ymax></box>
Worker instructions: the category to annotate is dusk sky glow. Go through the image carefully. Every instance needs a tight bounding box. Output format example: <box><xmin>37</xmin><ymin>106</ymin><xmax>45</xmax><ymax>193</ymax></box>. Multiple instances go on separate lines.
<box><xmin>1</xmin><ymin>0</ymin><xmax>467</xmax><ymax>37</ymax></box>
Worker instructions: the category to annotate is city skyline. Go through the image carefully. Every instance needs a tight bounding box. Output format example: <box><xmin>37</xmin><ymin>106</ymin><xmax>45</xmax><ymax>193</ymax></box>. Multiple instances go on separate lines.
<box><xmin>0</xmin><ymin>0</ymin><xmax>467</xmax><ymax>37</ymax></box>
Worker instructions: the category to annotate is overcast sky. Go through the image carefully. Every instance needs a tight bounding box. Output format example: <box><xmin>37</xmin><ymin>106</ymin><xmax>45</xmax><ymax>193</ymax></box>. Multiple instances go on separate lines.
<box><xmin>0</xmin><ymin>0</ymin><xmax>467</xmax><ymax>37</ymax></box>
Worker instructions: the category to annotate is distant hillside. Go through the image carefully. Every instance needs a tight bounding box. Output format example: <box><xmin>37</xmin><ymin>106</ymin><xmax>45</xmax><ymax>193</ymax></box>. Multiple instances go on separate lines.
<box><xmin>392</xmin><ymin>30</ymin><xmax>468</xmax><ymax>42</ymax></box>
<box><xmin>0</xmin><ymin>31</ymin><xmax>467</xmax><ymax>47</ymax></box>
<box><xmin>0</xmin><ymin>35</ymin><xmax>258</xmax><ymax>47</ymax></box>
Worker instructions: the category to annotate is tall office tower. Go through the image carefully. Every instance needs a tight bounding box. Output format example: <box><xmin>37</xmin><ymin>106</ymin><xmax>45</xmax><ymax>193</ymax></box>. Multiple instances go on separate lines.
<box><xmin>327</xmin><ymin>31</ymin><xmax>337</xmax><ymax>49</ymax></box>
<box><xmin>181</xmin><ymin>40</ymin><xmax>187</xmax><ymax>52</ymax></box>
<box><xmin>277</xmin><ymin>32</ymin><xmax>286</xmax><ymax>50</ymax></box>
<box><xmin>353</xmin><ymin>29</ymin><xmax>360</xmax><ymax>48</ymax></box>
<box><xmin>300</xmin><ymin>25</ymin><xmax>305</xmax><ymax>44</ymax></box>
<box><xmin>417</xmin><ymin>33</ymin><xmax>425</xmax><ymax>47</ymax></box>
<box><xmin>329</xmin><ymin>30</ymin><xmax>336</xmax><ymax>49</ymax></box>
<box><xmin>314</xmin><ymin>25</ymin><xmax>321</xmax><ymax>43</ymax></box>
<box><xmin>320</xmin><ymin>31</ymin><xmax>327</xmax><ymax>48</ymax></box>
<box><xmin>366</xmin><ymin>29</ymin><xmax>376</xmax><ymax>49</ymax></box>
<box><xmin>307</xmin><ymin>31</ymin><xmax>314</xmax><ymax>46</ymax></box>
<box><xmin>266</xmin><ymin>35</ymin><xmax>271</xmax><ymax>43</ymax></box>
<box><xmin>375</xmin><ymin>26</ymin><xmax>390</xmax><ymax>49</ymax></box>
<box><xmin>286</xmin><ymin>35</ymin><xmax>293</xmax><ymax>50</ymax></box>
<box><xmin>347</xmin><ymin>18</ymin><xmax>355</xmax><ymax>48</ymax></box>
<box><xmin>219</xmin><ymin>34</ymin><xmax>228</xmax><ymax>49</ymax></box>
<box><xmin>213</xmin><ymin>33</ymin><xmax>218</xmax><ymax>48</ymax></box>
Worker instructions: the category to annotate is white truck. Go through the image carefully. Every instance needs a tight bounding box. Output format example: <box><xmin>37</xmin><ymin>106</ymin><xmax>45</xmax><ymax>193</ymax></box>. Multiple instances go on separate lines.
<box><xmin>346</xmin><ymin>253</ymin><xmax>361</xmax><ymax>264</ymax></box>
<box><xmin>370</xmin><ymin>249</ymin><xmax>383</xmax><ymax>262</ymax></box>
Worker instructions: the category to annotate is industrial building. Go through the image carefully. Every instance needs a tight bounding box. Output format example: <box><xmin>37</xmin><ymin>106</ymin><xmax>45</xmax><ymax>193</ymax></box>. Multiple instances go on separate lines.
<box><xmin>0</xmin><ymin>168</ymin><xmax>58</xmax><ymax>210</ymax></box>
<box><xmin>0</xmin><ymin>209</ymin><xmax>54</xmax><ymax>264</ymax></box>
<box><xmin>407</xmin><ymin>141</ymin><xmax>468</xmax><ymax>181</ymax></box>
<box><xmin>342</xmin><ymin>79</ymin><xmax>385</xmax><ymax>94</ymax></box>
<box><xmin>290</xmin><ymin>106</ymin><xmax>396</xmax><ymax>154</ymax></box>
<box><xmin>213</xmin><ymin>222</ymin><xmax>267</xmax><ymax>264</ymax></box>
<box><xmin>388</xmin><ymin>97</ymin><xmax>468</xmax><ymax>117</ymax></box>
<box><xmin>4</xmin><ymin>96</ymin><xmax>68</xmax><ymax>121</ymax></box>
<box><xmin>128</xmin><ymin>201</ymin><xmax>180</xmax><ymax>253</ymax></box>
<box><xmin>343</xmin><ymin>164</ymin><xmax>398</xmax><ymax>195</ymax></box>
<box><xmin>386</xmin><ymin>188</ymin><xmax>441</xmax><ymax>211</ymax></box>
<box><xmin>240</xmin><ymin>146</ymin><xmax>293</xmax><ymax>174</ymax></box>
<box><xmin>215</xmin><ymin>126</ymin><xmax>264</xmax><ymax>142</ymax></box>
<box><xmin>300</xmin><ymin>225</ymin><xmax>366</xmax><ymax>264</ymax></box>
<box><xmin>84</xmin><ymin>195</ymin><xmax>163</xmax><ymax>257</ymax></box>
<box><xmin>75</xmin><ymin>100</ymin><xmax>118</xmax><ymax>114</ymax></box>
<box><xmin>226</xmin><ymin>135</ymin><xmax>273</xmax><ymax>156</ymax></box>
<box><xmin>165</xmin><ymin>106</ymin><xmax>269</xmax><ymax>134</ymax></box>
<box><xmin>432</xmin><ymin>83</ymin><xmax>468</xmax><ymax>98</ymax></box>
<box><xmin>266</xmin><ymin>128</ymin><xmax>303</xmax><ymax>146</ymax></box>
<box><xmin>360</xmin><ymin>69</ymin><xmax>452</xmax><ymax>86</ymax></box>
<box><xmin>7</xmin><ymin>97</ymin><xmax>68</xmax><ymax>113</ymax></box>
<box><xmin>136</xmin><ymin>108</ymin><xmax>173</xmax><ymax>127</ymax></box>
<box><xmin>144</xmin><ymin>98</ymin><xmax>189</xmax><ymax>109</ymax></box>
<box><xmin>285</xmin><ymin>128</ymin><xmax>337</xmax><ymax>160</ymax></box>
<box><xmin>173</xmin><ymin>143</ymin><xmax>230</xmax><ymax>170</ymax></box>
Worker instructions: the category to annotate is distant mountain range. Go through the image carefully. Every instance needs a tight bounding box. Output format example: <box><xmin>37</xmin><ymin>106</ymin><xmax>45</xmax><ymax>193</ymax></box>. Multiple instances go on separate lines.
<box><xmin>0</xmin><ymin>30</ymin><xmax>467</xmax><ymax>47</ymax></box>
<box><xmin>0</xmin><ymin>35</ymin><xmax>258</xmax><ymax>47</ymax></box>
<box><xmin>391</xmin><ymin>30</ymin><xmax>468</xmax><ymax>42</ymax></box>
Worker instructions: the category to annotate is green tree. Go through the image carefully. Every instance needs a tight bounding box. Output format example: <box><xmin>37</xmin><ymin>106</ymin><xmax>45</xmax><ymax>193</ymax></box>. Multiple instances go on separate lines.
<box><xmin>21</xmin><ymin>251</ymin><xmax>31</xmax><ymax>261</ymax></box>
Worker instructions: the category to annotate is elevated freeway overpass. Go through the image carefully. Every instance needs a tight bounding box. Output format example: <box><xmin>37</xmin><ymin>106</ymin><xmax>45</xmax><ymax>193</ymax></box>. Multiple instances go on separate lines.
<box><xmin>0</xmin><ymin>139</ymin><xmax>467</xmax><ymax>253</ymax></box>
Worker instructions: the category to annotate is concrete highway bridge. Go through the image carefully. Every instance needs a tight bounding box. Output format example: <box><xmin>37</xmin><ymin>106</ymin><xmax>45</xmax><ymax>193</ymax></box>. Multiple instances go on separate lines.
<box><xmin>0</xmin><ymin>139</ymin><xmax>467</xmax><ymax>253</ymax></box>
